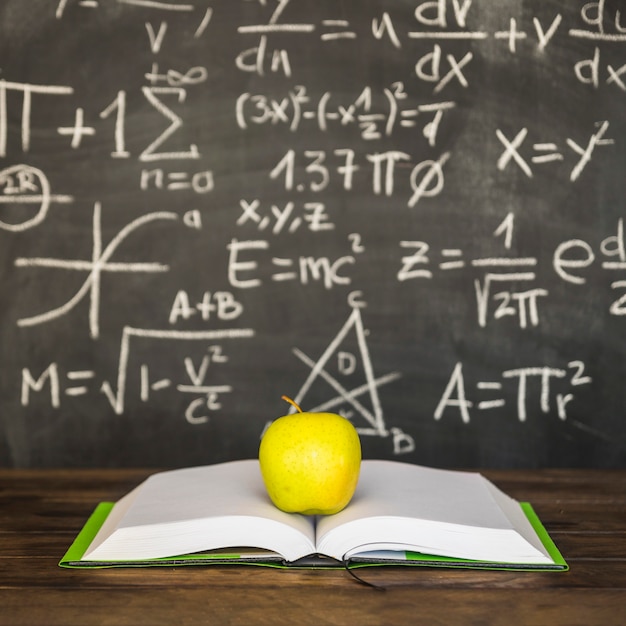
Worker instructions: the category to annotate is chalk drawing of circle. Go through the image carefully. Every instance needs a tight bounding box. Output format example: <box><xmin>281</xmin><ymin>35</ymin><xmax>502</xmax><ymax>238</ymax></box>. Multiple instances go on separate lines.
<box><xmin>0</xmin><ymin>164</ymin><xmax>51</xmax><ymax>232</ymax></box>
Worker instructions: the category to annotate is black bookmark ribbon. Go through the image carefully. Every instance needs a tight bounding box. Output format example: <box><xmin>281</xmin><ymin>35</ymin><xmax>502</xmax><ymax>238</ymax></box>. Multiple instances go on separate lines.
<box><xmin>328</xmin><ymin>557</ymin><xmax>386</xmax><ymax>591</ymax></box>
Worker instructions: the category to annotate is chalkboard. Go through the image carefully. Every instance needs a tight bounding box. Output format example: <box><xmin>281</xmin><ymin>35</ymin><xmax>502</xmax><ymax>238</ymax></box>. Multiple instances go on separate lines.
<box><xmin>1</xmin><ymin>0</ymin><xmax>625</xmax><ymax>468</ymax></box>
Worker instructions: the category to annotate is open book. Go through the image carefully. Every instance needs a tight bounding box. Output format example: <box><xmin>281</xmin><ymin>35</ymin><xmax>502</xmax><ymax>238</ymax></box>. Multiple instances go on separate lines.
<box><xmin>60</xmin><ymin>459</ymin><xmax>567</xmax><ymax>571</ymax></box>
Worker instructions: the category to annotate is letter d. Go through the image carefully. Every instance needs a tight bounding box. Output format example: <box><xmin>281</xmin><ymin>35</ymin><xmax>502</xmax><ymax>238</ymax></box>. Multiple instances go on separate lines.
<box><xmin>574</xmin><ymin>47</ymin><xmax>600</xmax><ymax>87</ymax></box>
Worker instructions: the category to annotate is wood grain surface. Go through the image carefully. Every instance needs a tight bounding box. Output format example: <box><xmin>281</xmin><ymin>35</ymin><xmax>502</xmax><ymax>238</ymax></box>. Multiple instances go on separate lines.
<box><xmin>1</xmin><ymin>468</ymin><xmax>625</xmax><ymax>625</ymax></box>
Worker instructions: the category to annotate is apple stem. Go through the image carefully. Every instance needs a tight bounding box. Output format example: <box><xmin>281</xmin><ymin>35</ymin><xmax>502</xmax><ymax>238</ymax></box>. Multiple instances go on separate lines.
<box><xmin>281</xmin><ymin>395</ymin><xmax>303</xmax><ymax>413</ymax></box>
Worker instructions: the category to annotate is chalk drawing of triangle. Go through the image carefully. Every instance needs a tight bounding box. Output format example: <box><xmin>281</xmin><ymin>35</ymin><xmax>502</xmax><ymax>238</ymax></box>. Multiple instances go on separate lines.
<box><xmin>291</xmin><ymin>307</ymin><xmax>401</xmax><ymax>436</ymax></box>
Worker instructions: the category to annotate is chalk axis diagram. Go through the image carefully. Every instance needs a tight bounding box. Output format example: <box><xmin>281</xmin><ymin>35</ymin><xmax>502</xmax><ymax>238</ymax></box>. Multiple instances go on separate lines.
<box><xmin>14</xmin><ymin>201</ymin><xmax>179</xmax><ymax>339</ymax></box>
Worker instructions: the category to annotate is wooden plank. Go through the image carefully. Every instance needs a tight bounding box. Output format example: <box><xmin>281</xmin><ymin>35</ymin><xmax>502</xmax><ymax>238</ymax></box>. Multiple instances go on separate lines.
<box><xmin>2</xmin><ymin>469</ymin><xmax>626</xmax><ymax>625</ymax></box>
<box><xmin>1</xmin><ymin>587</ymin><xmax>625</xmax><ymax>626</ymax></box>
<box><xmin>530</xmin><ymin>502</ymin><xmax>626</xmax><ymax>532</ymax></box>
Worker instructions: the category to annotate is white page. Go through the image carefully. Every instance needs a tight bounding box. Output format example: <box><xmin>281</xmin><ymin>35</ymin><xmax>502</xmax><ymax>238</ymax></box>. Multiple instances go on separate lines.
<box><xmin>83</xmin><ymin>484</ymin><xmax>142</xmax><ymax>556</ymax></box>
<box><xmin>482</xmin><ymin>479</ymin><xmax>551</xmax><ymax>560</ymax></box>
<box><xmin>84</xmin><ymin>459</ymin><xmax>316</xmax><ymax>562</ymax></box>
<box><xmin>316</xmin><ymin>460</ymin><xmax>552</xmax><ymax>563</ymax></box>
<box><xmin>319</xmin><ymin>460</ymin><xmax>513</xmax><ymax>530</ymax></box>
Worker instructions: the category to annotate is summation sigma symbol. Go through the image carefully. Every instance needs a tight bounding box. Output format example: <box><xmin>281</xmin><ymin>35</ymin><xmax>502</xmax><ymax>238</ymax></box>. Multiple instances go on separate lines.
<box><xmin>288</xmin><ymin>295</ymin><xmax>414</xmax><ymax>455</ymax></box>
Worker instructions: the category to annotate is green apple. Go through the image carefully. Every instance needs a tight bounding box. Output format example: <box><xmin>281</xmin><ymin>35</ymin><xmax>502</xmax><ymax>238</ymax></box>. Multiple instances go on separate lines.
<box><xmin>259</xmin><ymin>396</ymin><xmax>361</xmax><ymax>515</ymax></box>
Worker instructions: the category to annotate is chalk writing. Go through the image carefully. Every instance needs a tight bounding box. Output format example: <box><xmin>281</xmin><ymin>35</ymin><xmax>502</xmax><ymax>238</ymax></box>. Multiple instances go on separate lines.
<box><xmin>0</xmin><ymin>165</ymin><xmax>72</xmax><ymax>232</ymax></box>
<box><xmin>288</xmin><ymin>302</ymin><xmax>412</xmax><ymax>455</ymax></box>
<box><xmin>15</xmin><ymin>203</ymin><xmax>185</xmax><ymax>339</ymax></box>
<box><xmin>227</xmin><ymin>238</ymin><xmax>357</xmax><ymax>289</ymax></box>
<box><xmin>496</xmin><ymin>121</ymin><xmax>614</xmax><ymax>181</ymax></box>
<box><xmin>101</xmin><ymin>327</ymin><xmax>255</xmax><ymax>417</ymax></box>
<box><xmin>236</xmin><ymin>84</ymin><xmax>455</xmax><ymax>143</ymax></box>
<box><xmin>237</xmin><ymin>199</ymin><xmax>334</xmax><ymax>234</ymax></box>
<box><xmin>398</xmin><ymin>216</ymin><xmax>626</xmax><ymax>323</ymax></box>
<box><xmin>1</xmin><ymin>1</ymin><xmax>624</xmax><ymax>468</ymax></box>
<box><xmin>435</xmin><ymin>361</ymin><xmax>592</xmax><ymax>423</ymax></box>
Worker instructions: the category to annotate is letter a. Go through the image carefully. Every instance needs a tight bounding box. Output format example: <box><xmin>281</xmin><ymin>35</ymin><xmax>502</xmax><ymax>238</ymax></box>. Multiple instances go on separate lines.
<box><xmin>434</xmin><ymin>362</ymin><xmax>473</xmax><ymax>423</ymax></box>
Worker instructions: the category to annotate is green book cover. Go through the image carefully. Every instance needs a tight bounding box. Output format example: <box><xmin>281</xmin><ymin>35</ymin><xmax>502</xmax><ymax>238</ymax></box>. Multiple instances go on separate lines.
<box><xmin>59</xmin><ymin>501</ymin><xmax>568</xmax><ymax>572</ymax></box>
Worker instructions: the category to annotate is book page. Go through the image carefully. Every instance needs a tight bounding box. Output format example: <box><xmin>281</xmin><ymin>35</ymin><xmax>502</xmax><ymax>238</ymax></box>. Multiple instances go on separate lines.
<box><xmin>316</xmin><ymin>460</ymin><xmax>552</xmax><ymax>563</ymax></box>
<box><xmin>84</xmin><ymin>460</ymin><xmax>316</xmax><ymax>562</ymax></box>
<box><xmin>482</xmin><ymin>480</ymin><xmax>551</xmax><ymax>560</ymax></box>
<box><xmin>84</xmin><ymin>485</ymin><xmax>142</xmax><ymax>556</ymax></box>
<box><xmin>319</xmin><ymin>461</ymin><xmax>513</xmax><ymax>530</ymax></box>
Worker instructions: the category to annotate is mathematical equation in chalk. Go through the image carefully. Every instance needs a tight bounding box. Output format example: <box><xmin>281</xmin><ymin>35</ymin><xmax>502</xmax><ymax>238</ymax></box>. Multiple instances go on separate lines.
<box><xmin>54</xmin><ymin>0</ymin><xmax>623</xmax><ymax>87</ymax></box>
<box><xmin>232</xmin><ymin>0</ymin><xmax>626</xmax><ymax>86</ymax></box>
<box><xmin>0</xmin><ymin>0</ymin><xmax>620</xmax><ymax>466</ymax></box>
<box><xmin>21</xmin><ymin>328</ymin><xmax>255</xmax><ymax>424</ymax></box>
<box><xmin>14</xmin><ymin>209</ymin><xmax>623</xmax><ymax>338</ymax></box>
<box><xmin>20</xmin><ymin>351</ymin><xmax>592</xmax><ymax>427</ymax></box>
<box><xmin>435</xmin><ymin>360</ymin><xmax>592</xmax><ymax>423</ymax></box>
<box><xmin>236</xmin><ymin>84</ymin><xmax>457</xmax><ymax>142</ymax></box>
<box><xmin>398</xmin><ymin>215</ymin><xmax>626</xmax><ymax>325</ymax></box>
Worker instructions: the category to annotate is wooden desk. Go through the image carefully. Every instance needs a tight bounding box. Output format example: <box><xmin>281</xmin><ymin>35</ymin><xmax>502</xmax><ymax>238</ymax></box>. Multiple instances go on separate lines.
<box><xmin>1</xmin><ymin>468</ymin><xmax>625</xmax><ymax>626</ymax></box>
